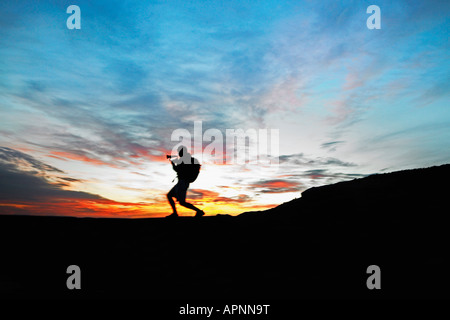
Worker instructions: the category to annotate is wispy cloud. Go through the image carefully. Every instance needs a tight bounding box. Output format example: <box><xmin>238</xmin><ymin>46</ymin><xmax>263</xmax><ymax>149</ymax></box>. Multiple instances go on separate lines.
<box><xmin>249</xmin><ymin>179</ymin><xmax>302</xmax><ymax>194</ymax></box>
<box><xmin>279</xmin><ymin>153</ymin><xmax>357</xmax><ymax>167</ymax></box>
<box><xmin>0</xmin><ymin>147</ymin><xmax>103</xmax><ymax>203</ymax></box>
<box><xmin>320</xmin><ymin>141</ymin><xmax>346</xmax><ymax>152</ymax></box>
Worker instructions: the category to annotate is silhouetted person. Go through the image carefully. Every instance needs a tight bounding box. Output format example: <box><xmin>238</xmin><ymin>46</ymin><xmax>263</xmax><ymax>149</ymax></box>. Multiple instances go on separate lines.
<box><xmin>166</xmin><ymin>146</ymin><xmax>204</xmax><ymax>218</ymax></box>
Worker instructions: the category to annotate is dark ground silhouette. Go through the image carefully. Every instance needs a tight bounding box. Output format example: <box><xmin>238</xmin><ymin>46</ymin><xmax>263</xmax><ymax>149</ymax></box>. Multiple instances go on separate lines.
<box><xmin>0</xmin><ymin>164</ymin><xmax>449</xmax><ymax>299</ymax></box>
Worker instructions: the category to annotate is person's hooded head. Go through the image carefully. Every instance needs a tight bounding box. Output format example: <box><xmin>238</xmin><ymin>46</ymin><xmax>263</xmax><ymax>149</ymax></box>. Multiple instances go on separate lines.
<box><xmin>177</xmin><ymin>145</ymin><xmax>191</xmax><ymax>163</ymax></box>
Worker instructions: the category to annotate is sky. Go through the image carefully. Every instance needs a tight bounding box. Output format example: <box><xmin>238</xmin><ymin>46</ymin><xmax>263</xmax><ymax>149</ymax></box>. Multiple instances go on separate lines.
<box><xmin>0</xmin><ymin>0</ymin><xmax>449</xmax><ymax>218</ymax></box>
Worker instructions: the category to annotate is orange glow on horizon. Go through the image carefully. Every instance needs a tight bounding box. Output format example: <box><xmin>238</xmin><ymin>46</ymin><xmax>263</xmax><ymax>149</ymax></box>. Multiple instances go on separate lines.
<box><xmin>0</xmin><ymin>197</ymin><xmax>276</xmax><ymax>218</ymax></box>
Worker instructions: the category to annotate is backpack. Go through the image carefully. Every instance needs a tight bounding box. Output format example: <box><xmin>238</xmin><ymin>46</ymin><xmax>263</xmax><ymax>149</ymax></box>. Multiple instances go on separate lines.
<box><xmin>178</xmin><ymin>157</ymin><xmax>201</xmax><ymax>183</ymax></box>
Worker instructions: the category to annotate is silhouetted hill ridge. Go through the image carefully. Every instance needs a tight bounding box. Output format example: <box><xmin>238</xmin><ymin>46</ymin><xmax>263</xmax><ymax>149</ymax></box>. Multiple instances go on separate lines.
<box><xmin>239</xmin><ymin>163</ymin><xmax>450</xmax><ymax>218</ymax></box>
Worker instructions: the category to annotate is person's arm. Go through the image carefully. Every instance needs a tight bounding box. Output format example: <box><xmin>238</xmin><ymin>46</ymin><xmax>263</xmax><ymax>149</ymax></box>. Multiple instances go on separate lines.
<box><xmin>170</xmin><ymin>158</ymin><xmax>182</xmax><ymax>172</ymax></box>
<box><xmin>171</xmin><ymin>159</ymin><xmax>177</xmax><ymax>171</ymax></box>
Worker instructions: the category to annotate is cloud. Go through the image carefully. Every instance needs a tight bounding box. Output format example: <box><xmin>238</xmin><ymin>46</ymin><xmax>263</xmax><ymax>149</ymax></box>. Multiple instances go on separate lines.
<box><xmin>189</xmin><ymin>189</ymin><xmax>252</xmax><ymax>204</ymax></box>
<box><xmin>320</xmin><ymin>141</ymin><xmax>345</xmax><ymax>152</ymax></box>
<box><xmin>0</xmin><ymin>165</ymin><xmax>102</xmax><ymax>203</ymax></box>
<box><xmin>0</xmin><ymin>147</ymin><xmax>104</xmax><ymax>203</ymax></box>
<box><xmin>296</xmin><ymin>169</ymin><xmax>365</xmax><ymax>181</ymax></box>
<box><xmin>9</xmin><ymin>88</ymin><xmax>173</xmax><ymax>166</ymax></box>
<box><xmin>249</xmin><ymin>179</ymin><xmax>301</xmax><ymax>194</ymax></box>
<box><xmin>279</xmin><ymin>153</ymin><xmax>356</xmax><ymax>167</ymax></box>
<box><xmin>0</xmin><ymin>146</ymin><xmax>63</xmax><ymax>173</ymax></box>
<box><xmin>272</xmin><ymin>152</ymin><xmax>366</xmax><ymax>194</ymax></box>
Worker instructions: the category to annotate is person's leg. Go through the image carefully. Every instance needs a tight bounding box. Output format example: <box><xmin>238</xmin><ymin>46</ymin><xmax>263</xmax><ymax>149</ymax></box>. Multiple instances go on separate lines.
<box><xmin>177</xmin><ymin>180</ymin><xmax>204</xmax><ymax>216</ymax></box>
<box><xmin>179</xmin><ymin>200</ymin><xmax>205</xmax><ymax>217</ymax></box>
<box><xmin>179</xmin><ymin>200</ymin><xmax>200</xmax><ymax>212</ymax></box>
<box><xmin>167</xmin><ymin>186</ymin><xmax>178</xmax><ymax>215</ymax></box>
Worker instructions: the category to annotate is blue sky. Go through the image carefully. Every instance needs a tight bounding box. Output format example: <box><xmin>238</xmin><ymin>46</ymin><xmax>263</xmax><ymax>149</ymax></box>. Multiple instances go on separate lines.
<box><xmin>0</xmin><ymin>0</ymin><xmax>449</xmax><ymax>217</ymax></box>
